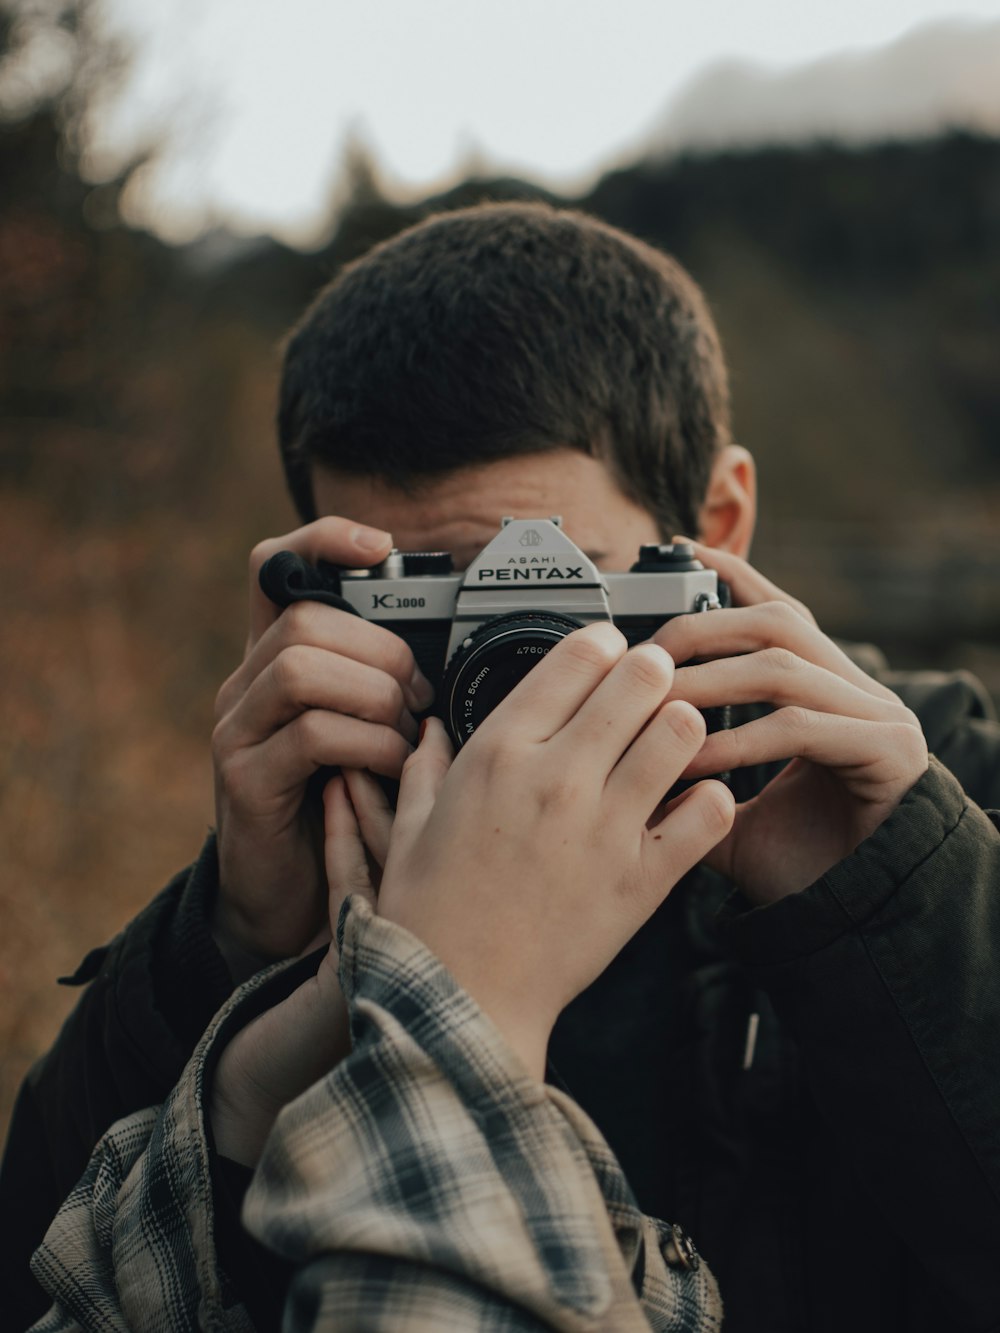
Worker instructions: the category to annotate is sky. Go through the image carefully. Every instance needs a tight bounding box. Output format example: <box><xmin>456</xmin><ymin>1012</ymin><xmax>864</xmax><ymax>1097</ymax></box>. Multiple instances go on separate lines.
<box><xmin>76</xmin><ymin>0</ymin><xmax>1000</xmax><ymax>246</ymax></box>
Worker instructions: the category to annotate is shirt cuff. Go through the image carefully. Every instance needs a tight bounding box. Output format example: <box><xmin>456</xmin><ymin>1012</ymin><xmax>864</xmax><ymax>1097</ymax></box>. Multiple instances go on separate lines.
<box><xmin>243</xmin><ymin>895</ymin><xmax>723</xmax><ymax>1328</ymax></box>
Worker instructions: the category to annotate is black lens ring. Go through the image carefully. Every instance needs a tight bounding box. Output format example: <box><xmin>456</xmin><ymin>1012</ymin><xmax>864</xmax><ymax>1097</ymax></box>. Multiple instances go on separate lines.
<box><xmin>443</xmin><ymin>611</ymin><xmax>585</xmax><ymax>746</ymax></box>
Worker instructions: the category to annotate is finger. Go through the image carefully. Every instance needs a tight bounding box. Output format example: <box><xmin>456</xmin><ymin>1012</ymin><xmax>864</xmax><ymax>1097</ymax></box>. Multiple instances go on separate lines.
<box><xmin>473</xmin><ymin>621</ymin><xmax>627</xmax><ymax>745</ymax></box>
<box><xmin>552</xmin><ymin>643</ymin><xmax>678</xmax><ymax>774</ymax></box>
<box><xmin>654</xmin><ymin>602</ymin><xmax>900</xmax><ymax>704</ymax></box>
<box><xmin>674</xmin><ymin>538</ymin><xmax>816</xmax><ymax>623</ymax></box>
<box><xmin>227</xmin><ymin>711</ymin><xmax>413</xmax><ymax>804</ymax></box>
<box><xmin>391</xmin><ymin>717</ymin><xmax>455</xmax><ymax>850</ymax></box>
<box><xmin>668</xmin><ymin>650</ymin><xmax>905</xmax><ymax>722</ymax></box>
<box><xmin>342</xmin><ymin>768</ymin><xmax>394</xmax><ymax>868</ymax></box>
<box><xmin>681</xmin><ymin>708</ymin><xmax>927</xmax><ymax>782</ymax></box>
<box><xmin>605</xmin><ymin>699</ymin><xmax>707</xmax><ymax>820</ymax></box>
<box><xmin>641</xmin><ymin>779</ymin><xmax>736</xmax><ymax>893</ymax></box>
<box><xmin>222</xmin><ymin>596</ymin><xmax>433</xmax><ymax>718</ymax></box>
<box><xmin>248</xmin><ymin>517</ymin><xmax>393</xmax><ymax>648</ymax></box>
<box><xmin>217</xmin><ymin>645</ymin><xmax>418</xmax><ymax>751</ymax></box>
<box><xmin>680</xmin><ymin>796</ymin><xmax>742</xmax><ymax>885</ymax></box>
<box><xmin>653</xmin><ymin>779</ymin><xmax>708</xmax><ymax>822</ymax></box>
<box><xmin>323</xmin><ymin>776</ymin><xmax>377</xmax><ymax>919</ymax></box>
<box><xmin>643</xmin><ymin>776</ymin><xmax>729</xmax><ymax>832</ymax></box>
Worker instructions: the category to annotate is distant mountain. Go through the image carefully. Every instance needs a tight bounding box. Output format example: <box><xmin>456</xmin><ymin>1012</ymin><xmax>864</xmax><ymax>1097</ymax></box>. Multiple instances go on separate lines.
<box><xmin>647</xmin><ymin>19</ymin><xmax>1000</xmax><ymax>154</ymax></box>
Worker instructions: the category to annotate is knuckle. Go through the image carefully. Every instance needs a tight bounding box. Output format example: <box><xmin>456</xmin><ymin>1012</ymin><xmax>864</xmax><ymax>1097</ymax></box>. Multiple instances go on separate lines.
<box><xmin>293</xmin><ymin>708</ymin><xmax>328</xmax><ymax>751</ymax></box>
<box><xmin>373</xmin><ymin>723</ymin><xmax>410</xmax><ymax>774</ymax></box>
<box><xmin>377</xmin><ymin>674</ymin><xmax>407</xmax><ymax>724</ymax></box>
<box><xmin>654</xmin><ymin>615</ymin><xmax>701</xmax><ymax>666</ymax></box>
<box><xmin>344</xmin><ymin>861</ymin><xmax>375</xmax><ymax>897</ymax></box>
<box><xmin>564</xmin><ymin>625</ymin><xmax>626</xmax><ymax>672</ymax></box>
<box><xmin>781</xmin><ymin>705</ymin><xmax>815</xmax><ymax>733</ymax></box>
<box><xmin>537</xmin><ymin>776</ymin><xmax>580</xmax><ymax>812</ymax></box>
<box><xmin>280</xmin><ymin>599</ymin><xmax>319</xmax><ymax>644</ymax></box>
<box><xmin>663</xmin><ymin>700</ymin><xmax>706</xmax><ymax>747</ymax></box>
<box><xmin>763</xmin><ymin>646</ymin><xmax>801</xmax><ymax>674</ymax></box>
<box><xmin>469</xmin><ymin>730</ymin><xmax>521</xmax><ymax>781</ymax></box>
<box><xmin>270</xmin><ymin>644</ymin><xmax>313</xmax><ymax>700</ymax></box>
<box><xmin>895</xmin><ymin>719</ymin><xmax>928</xmax><ymax>757</ymax></box>
<box><xmin>767</xmin><ymin>600</ymin><xmax>801</xmax><ymax>630</ymax></box>
<box><xmin>362</xmin><ymin>719</ymin><xmax>405</xmax><ymax>773</ymax></box>
<box><xmin>626</xmin><ymin>644</ymin><xmax>674</xmax><ymax>691</ymax></box>
<box><xmin>655</xmin><ymin>614</ymin><xmax>690</xmax><ymax>649</ymax></box>
<box><xmin>213</xmin><ymin>672</ymin><xmax>239</xmax><ymax>723</ymax></box>
<box><xmin>899</xmin><ymin>706</ymin><xmax>922</xmax><ymax>732</ymax></box>
<box><xmin>216</xmin><ymin>748</ymin><xmax>251</xmax><ymax>804</ymax></box>
<box><xmin>475</xmin><ymin>727</ymin><xmax>515</xmax><ymax>765</ymax></box>
<box><xmin>715</xmin><ymin>723</ymin><xmax>747</xmax><ymax>767</ymax></box>
<box><xmin>383</xmin><ymin>632</ymin><xmax>416</xmax><ymax>681</ymax></box>
<box><xmin>210</xmin><ymin>718</ymin><xmax>230</xmax><ymax>764</ymax></box>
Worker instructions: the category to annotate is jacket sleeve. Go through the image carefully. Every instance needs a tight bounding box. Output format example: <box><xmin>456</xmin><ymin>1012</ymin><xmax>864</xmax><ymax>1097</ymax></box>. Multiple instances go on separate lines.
<box><xmin>29</xmin><ymin>898</ymin><xmax>723</xmax><ymax>1333</ymax></box>
<box><xmin>880</xmin><ymin>662</ymin><xmax>1000</xmax><ymax>810</ymax></box>
<box><xmin>720</xmin><ymin>758</ymin><xmax>1000</xmax><ymax>1329</ymax></box>
<box><xmin>0</xmin><ymin>834</ymin><xmax>236</xmax><ymax>1331</ymax></box>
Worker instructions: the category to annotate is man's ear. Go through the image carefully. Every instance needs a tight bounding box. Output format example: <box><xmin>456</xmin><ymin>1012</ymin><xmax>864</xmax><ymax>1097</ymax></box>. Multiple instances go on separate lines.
<box><xmin>697</xmin><ymin>445</ymin><xmax>756</xmax><ymax>558</ymax></box>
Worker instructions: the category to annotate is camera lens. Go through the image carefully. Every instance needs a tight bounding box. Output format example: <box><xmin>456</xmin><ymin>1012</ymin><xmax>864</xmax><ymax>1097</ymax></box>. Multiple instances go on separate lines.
<box><xmin>442</xmin><ymin>611</ymin><xmax>585</xmax><ymax>747</ymax></box>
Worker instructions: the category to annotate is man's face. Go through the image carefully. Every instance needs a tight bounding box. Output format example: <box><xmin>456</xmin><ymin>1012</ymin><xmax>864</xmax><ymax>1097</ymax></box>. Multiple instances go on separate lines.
<box><xmin>311</xmin><ymin>448</ymin><xmax>661</xmax><ymax>573</ymax></box>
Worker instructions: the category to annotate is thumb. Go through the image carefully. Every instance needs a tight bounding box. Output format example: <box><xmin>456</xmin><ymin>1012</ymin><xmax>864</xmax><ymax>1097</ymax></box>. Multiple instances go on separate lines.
<box><xmin>342</xmin><ymin>767</ymin><xmax>394</xmax><ymax>869</ymax></box>
<box><xmin>390</xmin><ymin>717</ymin><xmax>454</xmax><ymax>852</ymax></box>
<box><xmin>323</xmin><ymin>776</ymin><xmax>378</xmax><ymax>926</ymax></box>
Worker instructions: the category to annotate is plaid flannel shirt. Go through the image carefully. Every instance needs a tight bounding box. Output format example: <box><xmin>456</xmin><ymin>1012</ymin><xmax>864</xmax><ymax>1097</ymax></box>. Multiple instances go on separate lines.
<box><xmin>30</xmin><ymin>895</ymin><xmax>723</xmax><ymax>1332</ymax></box>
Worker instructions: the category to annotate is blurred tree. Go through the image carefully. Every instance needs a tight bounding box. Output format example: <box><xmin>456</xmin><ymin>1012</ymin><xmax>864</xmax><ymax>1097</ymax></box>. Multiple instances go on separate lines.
<box><xmin>0</xmin><ymin>0</ymin><xmax>137</xmax><ymax>198</ymax></box>
<box><xmin>0</xmin><ymin>0</ymin><xmax>253</xmax><ymax>522</ymax></box>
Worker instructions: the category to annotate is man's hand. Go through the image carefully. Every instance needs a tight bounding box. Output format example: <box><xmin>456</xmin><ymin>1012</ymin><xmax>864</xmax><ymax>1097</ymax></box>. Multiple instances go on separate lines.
<box><xmin>210</xmin><ymin>768</ymin><xmax>393</xmax><ymax>1168</ymax></box>
<box><xmin>328</xmin><ymin>622</ymin><xmax>736</xmax><ymax>1081</ymax></box>
<box><xmin>655</xmin><ymin>542</ymin><xmax>929</xmax><ymax>905</ymax></box>
<box><xmin>214</xmin><ymin>624</ymin><xmax>735</xmax><ymax>1157</ymax></box>
<box><xmin>211</xmin><ymin>518</ymin><xmax>434</xmax><ymax>962</ymax></box>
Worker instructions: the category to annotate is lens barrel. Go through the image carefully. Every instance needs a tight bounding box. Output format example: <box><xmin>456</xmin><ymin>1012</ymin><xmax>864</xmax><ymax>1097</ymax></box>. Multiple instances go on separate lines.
<box><xmin>442</xmin><ymin>611</ymin><xmax>585</xmax><ymax>747</ymax></box>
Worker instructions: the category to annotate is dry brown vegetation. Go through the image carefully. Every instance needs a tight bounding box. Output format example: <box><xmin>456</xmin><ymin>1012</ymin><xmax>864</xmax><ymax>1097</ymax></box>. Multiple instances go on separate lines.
<box><xmin>0</xmin><ymin>374</ymin><xmax>295</xmax><ymax>1138</ymax></box>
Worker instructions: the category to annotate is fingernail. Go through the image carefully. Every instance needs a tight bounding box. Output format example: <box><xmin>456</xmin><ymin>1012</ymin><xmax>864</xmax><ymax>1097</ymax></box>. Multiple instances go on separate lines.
<box><xmin>671</xmin><ymin>534</ymin><xmax>694</xmax><ymax>545</ymax></box>
<box><xmin>352</xmin><ymin>525</ymin><xmax>392</xmax><ymax>553</ymax></box>
<box><xmin>409</xmin><ymin>664</ymin><xmax>435</xmax><ymax>710</ymax></box>
<box><xmin>418</xmin><ymin>718</ymin><xmax>429</xmax><ymax>743</ymax></box>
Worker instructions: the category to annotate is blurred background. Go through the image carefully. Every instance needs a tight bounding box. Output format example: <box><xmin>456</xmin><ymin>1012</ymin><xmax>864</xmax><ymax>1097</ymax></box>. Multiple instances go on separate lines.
<box><xmin>2</xmin><ymin>0</ymin><xmax>999</xmax><ymax>1142</ymax></box>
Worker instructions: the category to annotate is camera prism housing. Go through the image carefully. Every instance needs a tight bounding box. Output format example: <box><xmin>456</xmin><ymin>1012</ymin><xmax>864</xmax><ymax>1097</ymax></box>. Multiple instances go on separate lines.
<box><xmin>260</xmin><ymin>517</ymin><xmax>730</xmax><ymax>754</ymax></box>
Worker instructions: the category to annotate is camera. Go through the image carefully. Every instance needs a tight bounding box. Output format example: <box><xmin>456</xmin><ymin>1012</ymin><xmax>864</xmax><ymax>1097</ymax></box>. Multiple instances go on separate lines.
<box><xmin>260</xmin><ymin>517</ymin><xmax>730</xmax><ymax>752</ymax></box>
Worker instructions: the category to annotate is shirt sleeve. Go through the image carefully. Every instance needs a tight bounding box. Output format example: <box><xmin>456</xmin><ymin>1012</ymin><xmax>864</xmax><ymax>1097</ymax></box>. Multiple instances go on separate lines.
<box><xmin>29</xmin><ymin>897</ymin><xmax>722</xmax><ymax>1333</ymax></box>
<box><xmin>0</xmin><ymin>834</ymin><xmax>237</xmax><ymax>1331</ymax></box>
<box><xmin>718</xmin><ymin>757</ymin><xmax>1000</xmax><ymax>1326</ymax></box>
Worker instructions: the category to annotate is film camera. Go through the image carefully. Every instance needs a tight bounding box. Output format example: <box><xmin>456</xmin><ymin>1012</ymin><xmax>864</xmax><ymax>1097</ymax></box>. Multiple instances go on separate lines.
<box><xmin>260</xmin><ymin>517</ymin><xmax>729</xmax><ymax>752</ymax></box>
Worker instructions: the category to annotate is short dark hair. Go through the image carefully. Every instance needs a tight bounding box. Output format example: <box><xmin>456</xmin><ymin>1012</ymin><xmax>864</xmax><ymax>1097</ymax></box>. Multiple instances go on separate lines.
<box><xmin>278</xmin><ymin>202</ymin><xmax>731</xmax><ymax>537</ymax></box>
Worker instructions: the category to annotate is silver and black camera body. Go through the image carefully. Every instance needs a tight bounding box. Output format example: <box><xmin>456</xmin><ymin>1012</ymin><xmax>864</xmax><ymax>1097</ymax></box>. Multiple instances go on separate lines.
<box><xmin>260</xmin><ymin>517</ymin><xmax>729</xmax><ymax>751</ymax></box>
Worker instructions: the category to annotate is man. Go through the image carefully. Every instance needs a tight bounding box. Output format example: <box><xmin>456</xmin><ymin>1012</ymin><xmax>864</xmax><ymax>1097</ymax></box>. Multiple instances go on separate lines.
<box><xmin>4</xmin><ymin>203</ymin><xmax>999</xmax><ymax>1331</ymax></box>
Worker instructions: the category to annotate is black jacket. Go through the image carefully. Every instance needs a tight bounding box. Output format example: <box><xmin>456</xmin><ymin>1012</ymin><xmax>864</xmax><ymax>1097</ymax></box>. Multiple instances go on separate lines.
<box><xmin>3</xmin><ymin>653</ymin><xmax>1000</xmax><ymax>1332</ymax></box>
